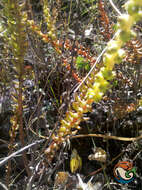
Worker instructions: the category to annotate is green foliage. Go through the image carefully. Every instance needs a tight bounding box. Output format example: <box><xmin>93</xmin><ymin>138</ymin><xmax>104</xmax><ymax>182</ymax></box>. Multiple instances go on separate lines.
<box><xmin>76</xmin><ymin>56</ymin><xmax>90</xmax><ymax>71</ymax></box>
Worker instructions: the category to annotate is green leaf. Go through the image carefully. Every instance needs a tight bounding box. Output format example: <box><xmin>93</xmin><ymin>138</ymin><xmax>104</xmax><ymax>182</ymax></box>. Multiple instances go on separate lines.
<box><xmin>76</xmin><ymin>56</ymin><xmax>90</xmax><ymax>71</ymax></box>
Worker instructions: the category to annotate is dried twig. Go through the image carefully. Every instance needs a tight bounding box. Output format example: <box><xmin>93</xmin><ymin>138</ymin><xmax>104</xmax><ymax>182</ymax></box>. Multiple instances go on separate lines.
<box><xmin>0</xmin><ymin>182</ymin><xmax>8</xmax><ymax>190</ymax></box>
<box><xmin>109</xmin><ymin>0</ymin><xmax>122</xmax><ymax>16</ymax></box>
<box><xmin>71</xmin><ymin>134</ymin><xmax>142</xmax><ymax>141</ymax></box>
<box><xmin>0</xmin><ymin>140</ymin><xmax>44</xmax><ymax>168</ymax></box>
<box><xmin>26</xmin><ymin>161</ymin><xmax>42</xmax><ymax>190</ymax></box>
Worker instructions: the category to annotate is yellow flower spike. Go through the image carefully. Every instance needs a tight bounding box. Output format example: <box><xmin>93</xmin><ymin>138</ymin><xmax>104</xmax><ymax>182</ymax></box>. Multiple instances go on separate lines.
<box><xmin>77</xmin><ymin>107</ymin><xmax>84</xmax><ymax>113</ymax></box>
<box><xmin>133</xmin><ymin>0</ymin><xmax>142</xmax><ymax>6</ymax></box>
<box><xmin>86</xmin><ymin>80</ymin><xmax>93</xmax><ymax>88</ymax></box>
<box><xmin>75</xmin><ymin>95</ymin><xmax>82</xmax><ymax>103</ymax></box>
<box><xmin>85</xmin><ymin>77</ymin><xmax>94</xmax><ymax>89</ymax></box>
<box><xmin>94</xmin><ymin>92</ymin><xmax>104</xmax><ymax>103</ymax></box>
<box><xmin>76</xmin><ymin>126</ymin><xmax>81</xmax><ymax>130</ymax></box>
<box><xmin>53</xmin><ymin>136</ymin><xmax>60</xmax><ymax>141</ymax></box>
<box><xmin>59</xmin><ymin>126</ymin><xmax>68</xmax><ymax>133</ymax></box>
<box><xmin>101</xmin><ymin>67</ymin><xmax>115</xmax><ymax>81</ymax></box>
<box><xmin>58</xmin><ymin>132</ymin><xmax>64</xmax><ymax>137</ymax></box>
<box><xmin>60</xmin><ymin>120</ymin><xmax>71</xmax><ymax>128</ymax></box>
<box><xmin>65</xmin><ymin>114</ymin><xmax>74</xmax><ymax>123</ymax></box>
<box><xmin>70</xmin><ymin>149</ymin><xmax>82</xmax><ymax>173</ymax></box>
<box><xmin>118</xmin><ymin>14</ymin><xmax>134</xmax><ymax>31</ymax></box>
<box><xmin>81</xmin><ymin>102</ymin><xmax>90</xmax><ymax>112</ymax></box>
<box><xmin>86</xmin><ymin>85</ymin><xmax>103</xmax><ymax>102</ymax></box>
<box><xmin>119</xmin><ymin>30</ymin><xmax>136</xmax><ymax>42</ymax></box>
<box><xmin>95</xmin><ymin>72</ymin><xmax>109</xmax><ymax>92</ymax></box>
<box><xmin>95</xmin><ymin>71</ymin><xmax>105</xmax><ymax>82</ymax></box>
<box><xmin>80</xmin><ymin>100</ymin><xmax>87</xmax><ymax>107</ymax></box>
<box><xmin>99</xmin><ymin>81</ymin><xmax>109</xmax><ymax>92</ymax></box>
<box><xmin>85</xmin><ymin>103</ymin><xmax>92</xmax><ymax>111</ymax></box>
<box><xmin>117</xmin><ymin>49</ymin><xmax>126</xmax><ymax>58</ymax></box>
<box><xmin>72</xmin><ymin>119</ymin><xmax>82</xmax><ymax>127</ymax></box>
<box><xmin>68</xmin><ymin>111</ymin><xmax>78</xmax><ymax>118</ymax></box>
<box><xmin>115</xmin><ymin>49</ymin><xmax>126</xmax><ymax>63</ymax></box>
<box><xmin>93</xmin><ymin>85</ymin><xmax>104</xmax><ymax>101</ymax></box>
<box><xmin>68</xmin><ymin>112</ymin><xmax>80</xmax><ymax>122</ymax></box>
<box><xmin>125</xmin><ymin>1</ymin><xmax>140</xmax><ymax>16</ymax></box>
<box><xmin>103</xmin><ymin>53</ymin><xmax>116</xmax><ymax>69</ymax></box>
<box><xmin>80</xmin><ymin>84</ymin><xmax>88</xmax><ymax>92</ymax></box>
<box><xmin>74</xmin><ymin>95</ymin><xmax>88</xmax><ymax>111</ymax></box>
<box><xmin>72</xmin><ymin>102</ymin><xmax>80</xmax><ymax>111</ymax></box>
<box><xmin>99</xmin><ymin>82</ymin><xmax>109</xmax><ymax>93</ymax></box>
<box><xmin>86</xmin><ymin>88</ymin><xmax>95</xmax><ymax>99</ymax></box>
<box><xmin>80</xmin><ymin>91</ymin><xmax>87</xmax><ymax>98</ymax></box>
<box><xmin>107</xmin><ymin>40</ymin><xmax>122</xmax><ymax>53</ymax></box>
<box><xmin>92</xmin><ymin>82</ymin><xmax>100</xmax><ymax>90</ymax></box>
<box><xmin>43</xmin><ymin>0</ymin><xmax>142</xmax><ymax>163</ymax></box>
<box><xmin>72</xmin><ymin>103</ymin><xmax>84</xmax><ymax>113</ymax></box>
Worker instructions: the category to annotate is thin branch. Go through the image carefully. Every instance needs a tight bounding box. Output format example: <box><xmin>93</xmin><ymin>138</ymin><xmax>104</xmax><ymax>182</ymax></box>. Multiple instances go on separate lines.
<box><xmin>109</xmin><ymin>0</ymin><xmax>122</xmax><ymax>16</ymax></box>
<box><xmin>0</xmin><ymin>139</ymin><xmax>9</xmax><ymax>145</ymax></box>
<box><xmin>0</xmin><ymin>182</ymin><xmax>8</xmax><ymax>190</ymax></box>
<box><xmin>71</xmin><ymin>134</ymin><xmax>142</xmax><ymax>141</ymax></box>
<box><xmin>0</xmin><ymin>140</ymin><xmax>44</xmax><ymax>168</ymax></box>
<box><xmin>26</xmin><ymin>161</ymin><xmax>42</xmax><ymax>190</ymax></box>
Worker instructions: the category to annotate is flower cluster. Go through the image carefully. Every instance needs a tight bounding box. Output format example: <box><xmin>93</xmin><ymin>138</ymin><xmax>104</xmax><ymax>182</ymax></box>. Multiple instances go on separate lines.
<box><xmin>44</xmin><ymin>0</ymin><xmax>142</xmax><ymax>161</ymax></box>
<box><xmin>43</xmin><ymin>0</ymin><xmax>57</xmax><ymax>41</ymax></box>
<box><xmin>86</xmin><ymin>0</ymin><xmax>142</xmax><ymax>100</ymax></box>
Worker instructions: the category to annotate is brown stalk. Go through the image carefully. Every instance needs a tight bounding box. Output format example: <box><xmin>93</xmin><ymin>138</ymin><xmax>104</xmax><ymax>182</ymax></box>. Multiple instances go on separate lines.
<box><xmin>18</xmin><ymin>74</ymin><xmax>31</xmax><ymax>177</ymax></box>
